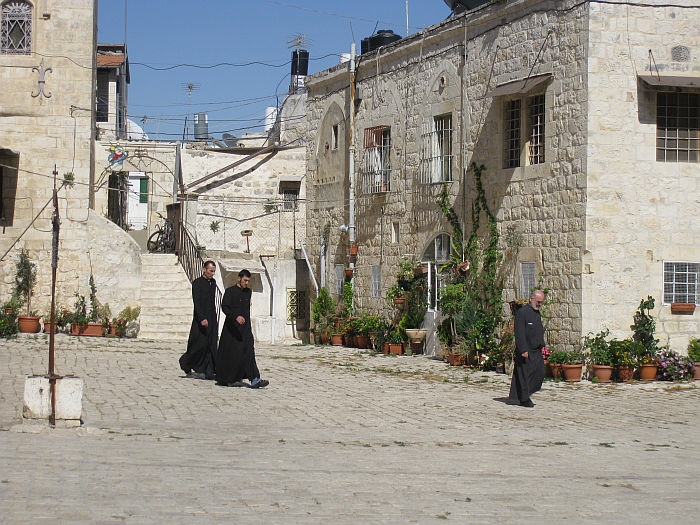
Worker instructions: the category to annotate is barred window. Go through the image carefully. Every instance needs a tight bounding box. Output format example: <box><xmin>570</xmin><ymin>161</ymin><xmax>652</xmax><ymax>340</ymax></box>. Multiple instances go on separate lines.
<box><xmin>656</xmin><ymin>92</ymin><xmax>699</xmax><ymax>163</ymax></box>
<box><xmin>503</xmin><ymin>95</ymin><xmax>546</xmax><ymax>168</ymax></box>
<box><xmin>334</xmin><ymin>264</ymin><xmax>345</xmax><ymax>296</ymax></box>
<box><xmin>663</xmin><ymin>261</ymin><xmax>699</xmax><ymax>304</ymax></box>
<box><xmin>361</xmin><ymin>126</ymin><xmax>391</xmax><ymax>194</ymax></box>
<box><xmin>1</xmin><ymin>1</ymin><xmax>31</xmax><ymax>55</ymax></box>
<box><xmin>279</xmin><ymin>181</ymin><xmax>300</xmax><ymax>211</ymax></box>
<box><xmin>286</xmin><ymin>289</ymin><xmax>308</xmax><ymax>323</ymax></box>
<box><xmin>370</xmin><ymin>265</ymin><xmax>382</xmax><ymax>297</ymax></box>
<box><xmin>519</xmin><ymin>262</ymin><xmax>537</xmax><ymax>299</ymax></box>
<box><xmin>420</xmin><ymin>114</ymin><xmax>453</xmax><ymax>183</ymax></box>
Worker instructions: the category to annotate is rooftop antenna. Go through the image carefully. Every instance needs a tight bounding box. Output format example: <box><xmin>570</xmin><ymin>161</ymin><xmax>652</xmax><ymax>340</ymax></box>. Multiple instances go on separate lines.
<box><xmin>287</xmin><ymin>34</ymin><xmax>310</xmax><ymax>95</ymax></box>
<box><xmin>180</xmin><ymin>82</ymin><xmax>200</xmax><ymax>141</ymax></box>
<box><xmin>286</xmin><ymin>33</ymin><xmax>308</xmax><ymax>50</ymax></box>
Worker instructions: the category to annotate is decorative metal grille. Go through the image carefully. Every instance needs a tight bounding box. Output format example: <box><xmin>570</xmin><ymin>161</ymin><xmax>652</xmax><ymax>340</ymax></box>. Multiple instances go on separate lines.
<box><xmin>656</xmin><ymin>92</ymin><xmax>700</xmax><ymax>163</ymax></box>
<box><xmin>420</xmin><ymin>114</ymin><xmax>453</xmax><ymax>183</ymax></box>
<box><xmin>370</xmin><ymin>265</ymin><xmax>382</xmax><ymax>297</ymax></box>
<box><xmin>503</xmin><ymin>99</ymin><xmax>521</xmax><ymax>168</ymax></box>
<box><xmin>527</xmin><ymin>95</ymin><xmax>545</xmax><ymax>165</ymax></box>
<box><xmin>664</xmin><ymin>262</ymin><xmax>699</xmax><ymax>304</ymax></box>
<box><xmin>286</xmin><ymin>289</ymin><xmax>308</xmax><ymax>322</ymax></box>
<box><xmin>520</xmin><ymin>261</ymin><xmax>537</xmax><ymax>299</ymax></box>
<box><xmin>360</xmin><ymin>126</ymin><xmax>391</xmax><ymax>194</ymax></box>
<box><xmin>1</xmin><ymin>1</ymin><xmax>31</xmax><ymax>55</ymax></box>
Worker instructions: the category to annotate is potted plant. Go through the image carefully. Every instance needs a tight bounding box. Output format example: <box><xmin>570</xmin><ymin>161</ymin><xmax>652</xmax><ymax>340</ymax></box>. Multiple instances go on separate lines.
<box><xmin>632</xmin><ymin>296</ymin><xmax>660</xmax><ymax>380</ymax></box>
<box><xmin>546</xmin><ymin>349</ymin><xmax>569</xmax><ymax>380</ymax></box>
<box><xmin>560</xmin><ymin>349</ymin><xmax>584</xmax><ymax>382</ymax></box>
<box><xmin>583</xmin><ymin>329</ymin><xmax>614</xmax><ymax>383</ymax></box>
<box><xmin>311</xmin><ymin>286</ymin><xmax>335</xmax><ymax>344</ymax></box>
<box><xmin>688</xmin><ymin>338</ymin><xmax>700</xmax><ymax>381</ymax></box>
<box><xmin>0</xmin><ymin>306</ymin><xmax>19</xmax><ymax>338</ymax></box>
<box><xmin>609</xmin><ymin>339</ymin><xmax>639</xmax><ymax>381</ymax></box>
<box><xmin>387</xmin><ymin>283</ymin><xmax>406</xmax><ymax>306</ymax></box>
<box><xmin>386</xmin><ymin>326</ymin><xmax>405</xmax><ymax>355</ymax></box>
<box><xmin>3</xmin><ymin>296</ymin><xmax>21</xmax><ymax>316</ymax></box>
<box><xmin>13</xmin><ymin>249</ymin><xmax>40</xmax><ymax>333</ymax></box>
<box><xmin>656</xmin><ymin>348</ymin><xmax>694</xmax><ymax>381</ymax></box>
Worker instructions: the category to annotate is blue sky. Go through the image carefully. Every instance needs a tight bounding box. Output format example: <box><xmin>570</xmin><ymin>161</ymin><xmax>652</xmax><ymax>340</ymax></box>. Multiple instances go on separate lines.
<box><xmin>97</xmin><ymin>1</ymin><xmax>452</xmax><ymax>141</ymax></box>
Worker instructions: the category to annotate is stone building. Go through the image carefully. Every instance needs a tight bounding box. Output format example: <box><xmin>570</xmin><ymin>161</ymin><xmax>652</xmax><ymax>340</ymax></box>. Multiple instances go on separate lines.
<box><xmin>304</xmin><ymin>0</ymin><xmax>700</xmax><ymax>353</ymax></box>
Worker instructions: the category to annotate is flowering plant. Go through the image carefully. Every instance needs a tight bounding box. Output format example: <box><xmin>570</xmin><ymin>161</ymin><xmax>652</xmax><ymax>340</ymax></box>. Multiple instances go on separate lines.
<box><xmin>541</xmin><ymin>346</ymin><xmax>551</xmax><ymax>360</ymax></box>
<box><xmin>657</xmin><ymin>349</ymin><xmax>693</xmax><ymax>381</ymax></box>
<box><xmin>608</xmin><ymin>338</ymin><xmax>641</xmax><ymax>367</ymax></box>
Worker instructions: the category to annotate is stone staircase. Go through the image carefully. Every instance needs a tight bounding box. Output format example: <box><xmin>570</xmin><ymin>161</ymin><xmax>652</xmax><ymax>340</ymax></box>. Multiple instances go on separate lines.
<box><xmin>138</xmin><ymin>253</ymin><xmax>193</xmax><ymax>342</ymax></box>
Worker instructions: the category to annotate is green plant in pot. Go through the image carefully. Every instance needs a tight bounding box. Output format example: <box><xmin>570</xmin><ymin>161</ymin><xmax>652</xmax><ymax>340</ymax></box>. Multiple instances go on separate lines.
<box><xmin>688</xmin><ymin>338</ymin><xmax>700</xmax><ymax>364</ymax></box>
<box><xmin>14</xmin><ymin>249</ymin><xmax>40</xmax><ymax>333</ymax></box>
<box><xmin>112</xmin><ymin>305</ymin><xmax>140</xmax><ymax>337</ymax></box>
<box><xmin>584</xmin><ymin>329</ymin><xmax>614</xmax><ymax>366</ymax></box>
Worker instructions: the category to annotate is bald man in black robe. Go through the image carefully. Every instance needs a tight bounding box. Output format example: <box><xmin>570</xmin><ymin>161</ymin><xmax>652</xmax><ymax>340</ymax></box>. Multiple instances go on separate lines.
<box><xmin>509</xmin><ymin>289</ymin><xmax>546</xmax><ymax>407</ymax></box>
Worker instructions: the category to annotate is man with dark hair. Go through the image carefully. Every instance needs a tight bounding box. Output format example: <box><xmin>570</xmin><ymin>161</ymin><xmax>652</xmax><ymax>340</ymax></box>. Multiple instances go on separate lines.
<box><xmin>509</xmin><ymin>289</ymin><xmax>546</xmax><ymax>407</ymax></box>
<box><xmin>179</xmin><ymin>260</ymin><xmax>218</xmax><ymax>380</ymax></box>
<box><xmin>216</xmin><ymin>269</ymin><xmax>269</xmax><ymax>388</ymax></box>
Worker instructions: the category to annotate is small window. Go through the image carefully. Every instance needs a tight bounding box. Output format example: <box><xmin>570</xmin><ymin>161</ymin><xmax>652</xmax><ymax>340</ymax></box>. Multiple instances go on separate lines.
<box><xmin>503</xmin><ymin>95</ymin><xmax>546</xmax><ymax>168</ymax></box>
<box><xmin>334</xmin><ymin>264</ymin><xmax>345</xmax><ymax>296</ymax></box>
<box><xmin>420</xmin><ymin>114</ymin><xmax>453</xmax><ymax>182</ymax></box>
<box><xmin>1</xmin><ymin>1</ymin><xmax>32</xmax><ymax>55</ymax></box>
<box><xmin>391</xmin><ymin>222</ymin><xmax>400</xmax><ymax>244</ymax></box>
<box><xmin>286</xmin><ymin>289</ymin><xmax>308</xmax><ymax>323</ymax></box>
<box><xmin>656</xmin><ymin>92</ymin><xmax>699</xmax><ymax>163</ymax></box>
<box><xmin>331</xmin><ymin>124</ymin><xmax>339</xmax><ymax>150</ymax></box>
<box><xmin>370</xmin><ymin>265</ymin><xmax>382</xmax><ymax>297</ymax></box>
<box><xmin>279</xmin><ymin>181</ymin><xmax>301</xmax><ymax>211</ymax></box>
<box><xmin>361</xmin><ymin>125</ymin><xmax>391</xmax><ymax>193</ymax></box>
<box><xmin>664</xmin><ymin>261</ymin><xmax>699</xmax><ymax>304</ymax></box>
<box><xmin>0</xmin><ymin>155</ymin><xmax>18</xmax><ymax>227</ymax></box>
<box><xmin>519</xmin><ymin>262</ymin><xmax>537</xmax><ymax>299</ymax></box>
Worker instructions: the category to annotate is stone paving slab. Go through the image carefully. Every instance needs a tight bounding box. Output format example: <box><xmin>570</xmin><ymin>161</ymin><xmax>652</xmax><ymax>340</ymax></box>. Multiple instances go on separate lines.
<box><xmin>1</xmin><ymin>333</ymin><xmax>699</xmax><ymax>523</ymax></box>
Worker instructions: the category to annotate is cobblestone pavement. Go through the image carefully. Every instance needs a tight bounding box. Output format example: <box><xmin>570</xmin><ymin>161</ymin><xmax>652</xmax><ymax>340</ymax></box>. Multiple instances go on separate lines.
<box><xmin>1</xmin><ymin>334</ymin><xmax>699</xmax><ymax>524</ymax></box>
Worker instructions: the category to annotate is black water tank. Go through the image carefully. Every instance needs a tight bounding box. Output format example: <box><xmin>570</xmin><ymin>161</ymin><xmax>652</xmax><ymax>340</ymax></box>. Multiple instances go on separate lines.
<box><xmin>361</xmin><ymin>29</ymin><xmax>402</xmax><ymax>55</ymax></box>
<box><xmin>291</xmin><ymin>49</ymin><xmax>309</xmax><ymax>76</ymax></box>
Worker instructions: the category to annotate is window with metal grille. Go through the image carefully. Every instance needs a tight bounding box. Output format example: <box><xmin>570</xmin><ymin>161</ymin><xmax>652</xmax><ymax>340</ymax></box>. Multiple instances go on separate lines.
<box><xmin>279</xmin><ymin>181</ymin><xmax>300</xmax><ymax>211</ymax></box>
<box><xmin>528</xmin><ymin>95</ymin><xmax>545</xmax><ymax>165</ymax></box>
<box><xmin>361</xmin><ymin>126</ymin><xmax>391</xmax><ymax>194</ymax></box>
<box><xmin>663</xmin><ymin>261</ymin><xmax>699</xmax><ymax>304</ymax></box>
<box><xmin>656</xmin><ymin>92</ymin><xmax>700</xmax><ymax>163</ymax></box>
<box><xmin>334</xmin><ymin>264</ymin><xmax>345</xmax><ymax>296</ymax></box>
<box><xmin>420</xmin><ymin>114</ymin><xmax>453</xmax><ymax>182</ymax></box>
<box><xmin>370</xmin><ymin>265</ymin><xmax>382</xmax><ymax>297</ymax></box>
<box><xmin>520</xmin><ymin>262</ymin><xmax>537</xmax><ymax>299</ymax></box>
<box><xmin>504</xmin><ymin>100</ymin><xmax>521</xmax><ymax>168</ymax></box>
<box><xmin>286</xmin><ymin>289</ymin><xmax>308</xmax><ymax>322</ymax></box>
<box><xmin>1</xmin><ymin>1</ymin><xmax>31</xmax><ymax>55</ymax></box>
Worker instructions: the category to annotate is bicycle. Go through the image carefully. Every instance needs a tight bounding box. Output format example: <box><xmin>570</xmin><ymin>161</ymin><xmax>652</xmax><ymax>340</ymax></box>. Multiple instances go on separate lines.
<box><xmin>147</xmin><ymin>212</ymin><xmax>176</xmax><ymax>253</ymax></box>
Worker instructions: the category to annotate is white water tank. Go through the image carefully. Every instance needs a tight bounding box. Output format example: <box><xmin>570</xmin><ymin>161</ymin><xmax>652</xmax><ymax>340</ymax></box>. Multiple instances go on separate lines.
<box><xmin>339</xmin><ymin>53</ymin><xmax>351</xmax><ymax>64</ymax></box>
<box><xmin>194</xmin><ymin>113</ymin><xmax>208</xmax><ymax>140</ymax></box>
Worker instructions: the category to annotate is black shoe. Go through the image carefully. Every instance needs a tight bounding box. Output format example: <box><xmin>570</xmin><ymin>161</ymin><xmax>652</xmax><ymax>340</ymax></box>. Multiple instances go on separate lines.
<box><xmin>250</xmin><ymin>379</ymin><xmax>269</xmax><ymax>389</ymax></box>
<box><xmin>186</xmin><ymin>372</ymin><xmax>206</xmax><ymax>380</ymax></box>
<box><xmin>520</xmin><ymin>399</ymin><xmax>535</xmax><ymax>408</ymax></box>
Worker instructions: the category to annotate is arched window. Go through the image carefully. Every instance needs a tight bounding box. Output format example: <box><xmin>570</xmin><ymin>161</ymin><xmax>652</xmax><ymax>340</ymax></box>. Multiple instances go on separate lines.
<box><xmin>1</xmin><ymin>1</ymin><xmax>32</xmax><ymax>55</ymax></box>
<box><xmin>422</xmin><ymin>233</ymin><xmax>452</xmax><ymax>263</ymax></box>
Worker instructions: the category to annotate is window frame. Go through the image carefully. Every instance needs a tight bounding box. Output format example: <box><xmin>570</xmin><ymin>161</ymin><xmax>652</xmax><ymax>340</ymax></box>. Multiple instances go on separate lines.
<box><xmin>360</xmin><ymin>125</ymin><xmax>391</xmax><ymax>194</ymax></box>
<box><xmin>420</xmin><ymin>113</ymin><xmax>453</xmax><ymax>183</ymax></box>
<box><xmin>656</xmin><ymin>91</ymin><xmax>700</xmax><ymax>163</ymax></box>
<box><xmin>663</xmin><ymin>261</ymin><xmax>700</xmax><ymax>305</ymax></box>
<box><xmin>1</xmin><ymin>0</ymin><xmax>32</xmax><ymax>55</ymax></box>
<box><xmin>503</xmin><ymin>93</ymin><xmax>546</xmax><ymax>168</ymax></box>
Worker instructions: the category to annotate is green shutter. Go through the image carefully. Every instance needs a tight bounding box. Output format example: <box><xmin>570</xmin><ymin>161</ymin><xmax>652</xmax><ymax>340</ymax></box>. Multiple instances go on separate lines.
<box><xmin>139</xmin><ymin>178</ymin><xmax>148</xmax><ymax>203</ymax></box>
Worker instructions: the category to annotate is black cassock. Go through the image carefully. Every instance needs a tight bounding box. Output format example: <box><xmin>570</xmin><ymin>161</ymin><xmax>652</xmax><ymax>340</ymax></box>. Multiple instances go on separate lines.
<box><xmin>216</xmin><ymin>284</ymin><xmax>260</xmax><ymax>384</ymax></box>
<box><xmin>509</xmin><ymin>304</ymin><xmax>545</xmax><ymax>403</ymax></box>
<box><xmin>179</xmin><ymin>276</ymin><xmax>218</xmax><ymax>378</ymax></box>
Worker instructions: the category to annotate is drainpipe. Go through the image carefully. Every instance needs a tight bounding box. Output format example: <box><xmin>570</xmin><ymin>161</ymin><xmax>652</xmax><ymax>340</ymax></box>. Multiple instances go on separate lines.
<box><xmin>320</xmin><ymin>234</ymin><xmax>326</xmax><ymax>288</ymax></box>
<box><xmin>259</xmin><ymin>254</ymin><xmax>275</xmax><ymax>344</ymax></box>
<box><xmin>348</xmin><ymin>42</ymin><xmax>357</xmax><ymax>261</ymax></box>
<box><xmin>301</xmin><ymin>242</ymin><xmax>319</xmax><ymax>296</ymax></box>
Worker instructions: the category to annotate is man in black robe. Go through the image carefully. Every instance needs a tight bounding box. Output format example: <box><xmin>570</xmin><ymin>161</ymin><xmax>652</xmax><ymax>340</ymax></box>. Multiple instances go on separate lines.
<box><xmin>216</xmin><ymin>269</ymin><xmax>269</xmax><ymax>388</ymax></box>
<box><xmin>179</xmin><ymin>260</ymin><xmax>218</xmax><ymax>379</ymax></box>
<box><xmin>509</xmin><ymin>289</ymin><xmax>546</xmax><ymax>407</ymax></box>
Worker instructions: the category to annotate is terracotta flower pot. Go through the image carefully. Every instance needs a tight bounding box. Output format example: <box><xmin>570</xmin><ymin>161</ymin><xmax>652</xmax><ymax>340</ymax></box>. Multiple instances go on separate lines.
<box><xmin>562</xmin><ymin>363</ymin><xmax>583</xmax><ymax>382</ymax></box>
<box><xmin>18</xmin><ymin>315</ymin><xmax>41</xmax><ymax>333</ymax></box>
<box><xmin>591</xmin><ymin>365</ymin><xmax>613</xmax><ymax>383</ymax></box>
<box><xmin>330</xmin><ymin>333</ymin><xmax>343</xmax><ymax>346</ymax></box>
<box><xmin>388</xmin><ymin>343</ymin><xmax>404</xmax><ymax>355</ymax></box>
<box><xmin>638</xmin><ymin>363</ymin><xmax>658</xmax><ymax>381</ymax></box>
<box><xmin>616</xmin><ymin>365</ymin><xmax>635</xmax><ymax>382</ymax></box>
<box><xmin>71</xmin><ymin>322</ymin><xmax>104</xmax><ymax>337</ymax></box>
<box><xmin>693</xmin><ymin>363</ymin><xmax>700</xmax><ymax>381</ymax></box>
